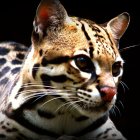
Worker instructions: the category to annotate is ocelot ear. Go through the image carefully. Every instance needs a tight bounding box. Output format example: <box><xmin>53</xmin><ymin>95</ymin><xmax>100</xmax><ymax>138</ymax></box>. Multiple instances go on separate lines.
<box><xmin>107</xmin><ymin>12</ymin><xmax>130</xmax><ymax>41</ymax></box>
<box><xmin>32</xmin><ymin>0</ymin><xmax>70</xmax><ymax>41</ymax></box>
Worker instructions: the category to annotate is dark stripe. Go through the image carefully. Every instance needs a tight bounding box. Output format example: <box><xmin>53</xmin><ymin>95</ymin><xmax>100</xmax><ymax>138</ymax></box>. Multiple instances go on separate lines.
<box><xmin>41</xmin><ymin>57</ymin><xmax>48</xmax><ymax>66</ymax></box>
<box><xmin>0</xmin><ymin>47</ymin><xmax>10</xmax><ymax>55</ymax></box>
<box><xmin>15</xmin><ymin>87</ymin><xmax>24</xmax><ymax>99</ymax></box>
<box><xmin>41</xmin><ymin>74</ymin><xmax>68</xmax><ymax>83</ymax></box>
<box><xmin>0</xmin><ymin>58</ymin><xmax>6</xmax><ymax>65</ymax></box>
<box><xmin>89</xmin><ymin>46</ymin><xmax>94</xmax><ymax>58</ymax></box>
<box><xmin>18</xmin><ymin>133</ymin><xmax>30</xmax><ymax>140</ymax></box>
<box><xmin>12</xmin><ymin>59</ymin><xmax>22</xmax><ymax>65</ymax></box>
<box><xmin>37</xmin><ymin>109</ymin><xmax>55</xmax><ymax>119</ymax></box>
<box><xmin>5</xmin><ymin>108</ymin><xmax>59</xmax><ymax>138</ymax></box>
<box><xmin>47</xmin><ymin>56</ymin><xmax>70</xmax><ymax>64</ymax></box>
<box><xmin>32</xmin><ymin>63</ymin><xmax>40</xmax><ymax>79</ymax></box>
<box><xmin>0</xmin><ymin>134</ymin><xmax>6</xmax><ymax>138</ymax></box>
<box><xmin>81</xmin><ymin>23</ymin><xmax>90</xmax><ymax>40</ymax></box>
<box><xmin>74</xmin><ymin>114</ymin><xmax>108</xmax><ymax>137</ymax></box>
<box><xmin>104</xmin><ymin>29</ymin><xmax>113</xmax><ymax>45</ymax></box>
<box><xmin>11</xmin><ymin>67</ymin><xmax>20</xmax><ymax>75</ymax></box>
<box><xmin>5</xmin><ymin>102</ymin><xmax>108</xmax><ymax>139</ymax></box>
<box><xmin>75</xmin><ymin>116</ymin><xmax>89</xmax><ymax>122</ymax></box>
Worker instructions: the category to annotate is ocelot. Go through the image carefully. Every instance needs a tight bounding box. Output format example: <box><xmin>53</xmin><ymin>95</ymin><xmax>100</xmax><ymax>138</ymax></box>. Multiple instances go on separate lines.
<box><xmin>0</xmin><ymin>0</ymin><xmax>130</xmax><ymax>139</ymax></box>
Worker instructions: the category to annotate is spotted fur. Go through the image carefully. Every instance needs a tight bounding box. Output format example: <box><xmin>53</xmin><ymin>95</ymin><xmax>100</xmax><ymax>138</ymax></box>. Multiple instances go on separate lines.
<box><xmin>0</xmin><ymin>0</ymin><xmax>130</xmax><ymax>139</ymax></box>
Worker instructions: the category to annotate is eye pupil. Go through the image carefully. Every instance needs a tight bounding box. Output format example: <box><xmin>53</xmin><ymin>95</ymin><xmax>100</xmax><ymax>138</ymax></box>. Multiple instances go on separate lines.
<box><xmin>76</xmin><ymin>57</ymin><xmax>87</xmax><ymax>69</ymax></box>
<box><xmin>74</xmin><ymin>55</ymin><xmax>94</xmax><ymax>73</ymax></box>
<box><xmin>112</xmin><ymin>61</ymin><xmax>122</xmax><ymax>77</ymax></box>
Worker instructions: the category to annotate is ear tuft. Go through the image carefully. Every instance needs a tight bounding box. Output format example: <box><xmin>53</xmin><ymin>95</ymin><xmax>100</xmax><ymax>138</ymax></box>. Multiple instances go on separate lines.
<box><xmin>107</xmin><ymin>12</ymin><xmax>130</xmax><ymax>40</ymax></box>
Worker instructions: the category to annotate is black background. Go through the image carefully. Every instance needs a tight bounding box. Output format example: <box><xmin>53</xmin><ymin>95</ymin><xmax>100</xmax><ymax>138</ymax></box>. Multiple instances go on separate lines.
<box><xmin>0</xmin><ymin>0</ymin><xmax>139</xmax><ymax>139</ymax></box>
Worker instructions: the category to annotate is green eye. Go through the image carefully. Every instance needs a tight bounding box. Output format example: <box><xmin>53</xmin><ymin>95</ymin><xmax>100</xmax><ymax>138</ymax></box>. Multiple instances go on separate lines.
<box><xmin>112</xmin><ymin>61</ymin><xmax>122</xmax><ymax>77</ymax></box>
<box><xmin>74</xmin><ymin>55</ymin><xmax>94</xmax><ymax>73</ymax></box>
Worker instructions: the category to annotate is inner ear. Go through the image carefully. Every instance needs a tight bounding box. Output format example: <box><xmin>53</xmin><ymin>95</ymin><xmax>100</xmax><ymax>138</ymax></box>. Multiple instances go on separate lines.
<box><xmin>107</xmin><ymin>12</ymin><xmax>130</xmax><ymax>40</ymax></box>
<box><xmin>33</xmin><ymin>0</ymin><xmax>68</xmax><ymax>38</ymax></box>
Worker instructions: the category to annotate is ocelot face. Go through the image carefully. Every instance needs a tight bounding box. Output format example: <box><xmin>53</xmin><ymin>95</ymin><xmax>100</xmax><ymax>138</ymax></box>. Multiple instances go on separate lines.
<box><xmin>30</xmin><ymin>23</ymin><xmax>124</xmax><ymax>117</ymax></box>
<box><xmin>9</xmin><ymin>0</ymin><xmax>129</xmax><ymax>119</ymax></box>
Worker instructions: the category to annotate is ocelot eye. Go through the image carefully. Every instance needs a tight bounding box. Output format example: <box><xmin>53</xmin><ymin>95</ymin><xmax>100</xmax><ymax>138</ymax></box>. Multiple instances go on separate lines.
<box><xmin>74</xmin><ymin>55</ymin><xmax>94</xmax><ymax>73</ymax></box>
<box><xmin>112</xmin><ymin>61</ymin><xmax>122</xmax><ymax>77</ymax></box>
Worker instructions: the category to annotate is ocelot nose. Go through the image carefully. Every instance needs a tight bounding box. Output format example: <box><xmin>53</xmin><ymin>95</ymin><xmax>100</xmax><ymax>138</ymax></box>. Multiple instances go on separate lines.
<box><xmin>99</xmin><ymin>86</ymin><xmax>117</xmax><ymax>102</ymax></box>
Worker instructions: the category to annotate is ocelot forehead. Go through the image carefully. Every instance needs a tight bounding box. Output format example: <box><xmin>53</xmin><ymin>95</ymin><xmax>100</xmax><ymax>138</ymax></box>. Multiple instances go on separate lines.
<box><xmin>41</xmin><ymin>18</ymin><xmax>119</xmax><ymax>63</ymax></box>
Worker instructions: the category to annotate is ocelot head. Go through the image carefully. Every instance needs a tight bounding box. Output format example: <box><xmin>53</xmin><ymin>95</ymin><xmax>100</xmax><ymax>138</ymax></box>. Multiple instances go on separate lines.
<box><xmin>8</xmin><ymin>0</ymin><xmax>130</xmax><ymax>121</ymax></box>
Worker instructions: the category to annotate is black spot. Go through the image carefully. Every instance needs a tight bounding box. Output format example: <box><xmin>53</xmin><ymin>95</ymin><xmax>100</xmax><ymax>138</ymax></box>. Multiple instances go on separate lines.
<box><xmin>2</xmin><ymin>125</ymin><xmax>6</xmax><ymax>129</ymax></box>
<box><xmin>12</xmin><ymin>59</ymin><xmax>22</xmax><ymax>65</ymax></box>
<box><xmin>104</xmin><ymin>128</ymin><xmax>112</xmax><ymax>134</ymax></box>
<box><xmin>37</xmin><ymin>109</ymin><xmax>55</xmax><ymax>119</ymax></box>
<box><xmin>94</xmin><ymin>34</ymin><xmax>104</xmax><ymax>38</ymax></box>
<box><xmin>14</xmin><ymin>44</ymin><xmax>28</xmax><ymax>52</ymax></box>
<box><xmin>6</xmin><ymin>128</ymin><xmax>18</xmax><ymax>132</ymax></box>
<box><xmin>32</xmin><ymin>63</ymin><xmax>40</xmax><ymax>79</ymax></box>
<box><xmin>6</xmin><ymin>122</ymin><xmax>10</xmax><ymax>126</ymax></box>
<box><xmin>2</xmin><ymin>66</ymin><xmax>10</xmax><ymax>73</ymax></box>
<box><xmin>0</xmin><ymin>47</ymin><xmax>10</xmax><ymax>55</ymax></box>
<box><xmin>0</xmin><ymin>134</ymin><xmax>6</xmax><ymax>138</ymax></box>
<box><xmin>0</xmin><ymin>66</ymin><xmax>10</xmax><ymax>78</ymax></box>
<box><xmin>16</xmin><ymin>53</ymin><xmax>25</xmax><ymax>60</ymax></box>
<box><xmin>112</xmin><ymin>133</ymin><xmax>117</xmax><ymax>137</ymax></box>
<box><xmin>75</xmin><ymin>116</ymin><xmax>89</xmax><ymax>122</ymax></box>
<box><xmin>87</xmin><ymin>89</ymin><xmax>92</xmax><ymax>92</ymax></box>
<box><xmin>11</xmin><ymin>67</ymin><xmax>21</xmax><ymax>74</ymax></box>
<box><xmin>39</xmin><ymin>49</ymin><xmax>43</xmax><ymax>56</ymax></box>
<box><xmin>0</xmin><ymin>121</ymin><xmax>4</xmax><ymax>125</ymax></box>
<box><xmin>96</xmin><ymin>132</ymin><xmax>103</xmax><ymax>138</ymax></box>
<box><xmin>0</xmin><ymin>77</ymin><xmax>9</xmax><ymax>85</ymax></box>
<box><xmin>0</xmin><ymin>58</ymin><xmax>6</xmax><ymax>65</ymax></box>
<box><xmin>41</xmin><ymin>57</ymin><xmax>48</xmax><ymax>66</ymax></box>
<box><xmin>89</xmin><ymin>42</ymin><xmax>93</xmax><ymax>46</ymax></box>
<box><xmin>92</xmin><ymin>26</ymin><xmax>101</xmax><ymax>32</ymax></box>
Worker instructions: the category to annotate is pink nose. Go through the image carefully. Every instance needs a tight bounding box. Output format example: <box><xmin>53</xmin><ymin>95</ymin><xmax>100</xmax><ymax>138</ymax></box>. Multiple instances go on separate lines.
<box><xmin>100</xmin><ymin>86</ymin><xmax>116</xmax><ymax>102</ymax></box>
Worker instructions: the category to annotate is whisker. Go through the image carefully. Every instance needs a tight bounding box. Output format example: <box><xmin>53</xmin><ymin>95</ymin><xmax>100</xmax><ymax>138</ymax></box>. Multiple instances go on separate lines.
<box><xmin>40</xmin><ymin>96</ymin><xmax>71</xmax><ymax>108</ymax></box>
<box><xmin>118</xmin><ymin>100</ymin><xmax>125</xmax><ymax>110</ymax></box>
<box><xmin>110</xmin><ymin>105</ymin><xmax>117</xmax><ymax>117</ymax></box>
<box><xmin>55</xmin><ymin>101</ymin><xmax>72</xmax><ymax>113</ymax></box>
<box><xmin>67</xmin><ymin>100</ymin><xmax>83</xmax><ymax>112</ymax></box>
<box><xmin>119</xmin><ymin>44</ymin><xmax>140</xmax><ymax>52</ymax></box>
<box><xmin>120</xmin><ymin>81</ymin><xmax>126</xmax><ymax>93</ymax></box>
<box><xmin>120</xmin><ymin>81</ymin><xmax>129</xmax><ymax>90</ymax></box>
<box><xmin>114</xmin><ymin>105</ymin><xmax>122</xmax><ymax>117</ymax></box>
